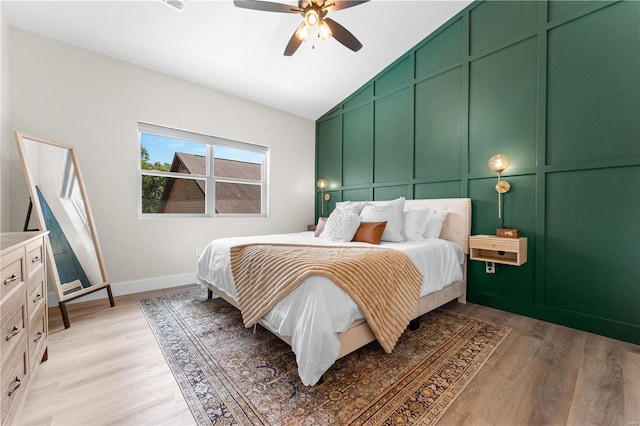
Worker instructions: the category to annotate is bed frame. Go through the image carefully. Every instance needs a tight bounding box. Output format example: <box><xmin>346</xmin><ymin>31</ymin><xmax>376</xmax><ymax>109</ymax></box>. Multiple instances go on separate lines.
<box><xmin>207</xmin><ymin>198</ymin><xmax>471</xmax><ymax>360</ymax></box>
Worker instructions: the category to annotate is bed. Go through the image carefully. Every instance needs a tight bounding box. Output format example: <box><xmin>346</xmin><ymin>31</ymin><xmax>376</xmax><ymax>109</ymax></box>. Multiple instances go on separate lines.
<box><xmin>196</xmin><ymin>198</ymin><xmax>471</xmax><ymax>386</ymax></box>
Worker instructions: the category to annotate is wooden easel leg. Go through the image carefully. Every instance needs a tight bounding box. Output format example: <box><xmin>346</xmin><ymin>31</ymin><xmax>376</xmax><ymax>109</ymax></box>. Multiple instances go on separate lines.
<box><xmin>106</xmin><ymin>284</ymin><xmax>115</xmax><ymax>307</ymax></box>
<box><xmin>59</xmin><ymin>302</ymin><xmax>70</xmax><ymax>329</ymax></box>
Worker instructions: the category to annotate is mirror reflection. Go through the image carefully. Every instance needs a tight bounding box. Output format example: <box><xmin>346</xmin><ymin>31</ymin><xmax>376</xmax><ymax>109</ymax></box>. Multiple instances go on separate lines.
<box><xmin>16</xmin><ymin>132</ymin><xmax>114</xmax><ymax>328</ymax></box>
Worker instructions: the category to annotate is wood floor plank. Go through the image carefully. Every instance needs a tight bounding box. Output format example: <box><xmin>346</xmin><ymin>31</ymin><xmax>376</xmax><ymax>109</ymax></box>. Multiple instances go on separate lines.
<box><xmin>13</xmin><ymin>286</ymin><xmax>640</xmax><ymax>426</ymax></box>
<box><xmin>566</xmin><ymin>332</ymin><xmax>640</xmax><ymax>426</ymax></box>
<box><xmin>439</xmin><ymin>301</ymin><xmax>639</xmax><ymax>426</ymax></box>
<box><xmin>15</xmin><ymin>287</ymin><xmax>195</xmax><ymax>426</ymax></box>
<box><xmin>624</xmin><ymin>346</ymin><xmax>640</xmax><ymax>425</ymax></box>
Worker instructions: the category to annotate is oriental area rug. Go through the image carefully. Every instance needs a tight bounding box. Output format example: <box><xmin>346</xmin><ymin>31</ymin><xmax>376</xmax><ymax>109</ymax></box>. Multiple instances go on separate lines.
<box><xmin>139</xmin><ymin>288</ymin><xmax>510</xmax><ymax>425</ymax></box>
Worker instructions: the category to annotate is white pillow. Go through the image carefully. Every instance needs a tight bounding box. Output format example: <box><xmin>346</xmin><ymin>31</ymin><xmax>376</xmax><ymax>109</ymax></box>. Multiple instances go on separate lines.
<box><xmin>320</xmin><ymin>208</ymin><xmax>362</xmax><ymax>242</ymax></box>
<box><xmin>403</xmin><ymin>208</ymin><xmax>433</xmax><ymax>241</ymax></box>
<box><xmin>423</xmin><ymin>209</ymin><xmax>449</xmax><ymax>239</ymax></box>
<box><xmin>360</xmin><ymin>197</ymin><xmax>405</xmax><ymax>242</ymax></box>
<box><xmin>334</xmin><ymin>201</ymin><xmax>367</xmax><ymax>215</ymax></box>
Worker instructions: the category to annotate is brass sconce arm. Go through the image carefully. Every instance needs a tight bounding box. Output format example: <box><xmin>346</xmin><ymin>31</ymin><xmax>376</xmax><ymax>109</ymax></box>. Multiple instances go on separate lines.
<box><xmin>316</xmin><ymin>179</ymin><xmax>331</xmax><ymax>215</ymax></box>
<box><xmin>488</xmin><ymin>154</ymin><xmax>511</xmax><ymax>220</ymax></box>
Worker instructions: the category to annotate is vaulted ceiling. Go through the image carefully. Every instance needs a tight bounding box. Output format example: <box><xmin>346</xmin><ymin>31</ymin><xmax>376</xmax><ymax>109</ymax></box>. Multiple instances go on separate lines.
<box><xmin>3</xmin><ymin>0</ymin><xmax>472</xmax><ymax>120</ymax></box>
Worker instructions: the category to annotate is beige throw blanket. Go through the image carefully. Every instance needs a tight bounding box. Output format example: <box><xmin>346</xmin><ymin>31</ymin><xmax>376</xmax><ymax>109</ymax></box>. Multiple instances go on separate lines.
<box><xmin>230</xmin><ymin>243</ymin><xmax>423</xmax><ymax>353</ymax></box>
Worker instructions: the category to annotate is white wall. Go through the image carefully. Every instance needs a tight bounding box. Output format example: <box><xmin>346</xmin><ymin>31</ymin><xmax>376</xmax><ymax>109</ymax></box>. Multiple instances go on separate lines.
<box><xmin>6</xmin><ymin>28</ymin><xmax>315</xmax><ymax>295</ymax></box>
<box><xmin>0</xmin><ymin>4</ymin><xmax>10</xmax><ymax>232</ymax></box>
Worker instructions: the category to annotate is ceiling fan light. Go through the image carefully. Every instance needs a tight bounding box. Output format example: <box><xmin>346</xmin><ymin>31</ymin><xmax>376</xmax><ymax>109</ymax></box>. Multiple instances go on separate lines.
<box><xmin>304</xmin><ymin>9</ymin><xmax>319</xmax><ymax>28</ymax></box>
<box><xmin>318</xmin><ymin>20</ymin><xmax>332</xmax><ymax>41</ymax></box>
<box><xmin>296</xmin><ymin>24</ymin><xmax>311</xmax><ymax>41</ymax></box>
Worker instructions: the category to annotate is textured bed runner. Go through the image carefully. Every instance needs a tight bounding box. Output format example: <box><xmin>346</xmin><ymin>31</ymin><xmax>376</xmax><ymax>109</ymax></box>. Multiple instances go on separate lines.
<box><xmin>230</xmin><ymin>243</ymin><xmax>423</xmax><ymax>353</ymax></box>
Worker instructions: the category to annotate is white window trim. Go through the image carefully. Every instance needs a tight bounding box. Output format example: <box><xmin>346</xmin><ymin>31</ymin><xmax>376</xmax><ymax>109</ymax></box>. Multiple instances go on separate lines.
<box><xmin>138</xmin><ymin>122</ymin><xmax>269</xmax><ymax>218</ymax></box>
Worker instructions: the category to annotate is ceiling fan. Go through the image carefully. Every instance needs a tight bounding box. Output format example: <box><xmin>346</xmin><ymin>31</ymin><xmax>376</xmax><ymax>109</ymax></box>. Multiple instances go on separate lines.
<box><xmin>233</xmin><ymin>0</ymin><xmax>369</xmax><ymax>56</ymax></box>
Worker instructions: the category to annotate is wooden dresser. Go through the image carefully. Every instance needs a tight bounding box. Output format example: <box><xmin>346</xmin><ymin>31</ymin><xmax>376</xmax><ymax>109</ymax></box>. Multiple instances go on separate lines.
<box><xmin>0</xmin><ymin>232</ymin><xmax>49</xmax><ymax>425</ymax></box>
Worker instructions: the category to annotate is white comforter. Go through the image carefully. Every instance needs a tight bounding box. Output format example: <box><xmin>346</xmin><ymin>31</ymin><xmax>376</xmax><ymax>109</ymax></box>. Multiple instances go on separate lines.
<box><xmin>196</xmin><ymin>231</ymin><xmax>464</xmax><ymax>386</ymax></box>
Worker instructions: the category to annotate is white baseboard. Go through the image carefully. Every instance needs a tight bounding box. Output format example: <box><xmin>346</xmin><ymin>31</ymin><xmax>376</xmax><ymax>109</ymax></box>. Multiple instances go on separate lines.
<box><xmin>47</xmin><ymin>272</ymin><xmax>196</xmax><ymax>307</ymax></box>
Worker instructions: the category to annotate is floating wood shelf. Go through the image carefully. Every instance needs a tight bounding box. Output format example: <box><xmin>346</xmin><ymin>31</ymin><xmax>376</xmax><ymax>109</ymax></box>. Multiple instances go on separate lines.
<box><xmin>469</xmin><ymin>235</ymin><xmax>527</xmax><ymax>266</ymax></box>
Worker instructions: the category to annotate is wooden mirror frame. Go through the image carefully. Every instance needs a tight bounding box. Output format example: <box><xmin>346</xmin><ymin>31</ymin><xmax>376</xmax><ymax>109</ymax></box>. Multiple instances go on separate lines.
<box><xmin>15</xmin><ymin>132</ymin><xmax>114</xmax><ymax>328</ymax></box>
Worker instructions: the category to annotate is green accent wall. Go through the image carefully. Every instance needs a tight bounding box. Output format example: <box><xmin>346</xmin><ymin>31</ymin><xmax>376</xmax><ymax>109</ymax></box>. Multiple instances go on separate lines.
<box><xmin>315</xmin><ymin>0</ymin><xmax>640</xmax><ymax>344</ymax></box>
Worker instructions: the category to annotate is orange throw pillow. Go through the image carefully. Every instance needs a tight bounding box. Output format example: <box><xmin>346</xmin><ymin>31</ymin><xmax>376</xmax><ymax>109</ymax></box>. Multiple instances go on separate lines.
<box><xmin>352</xmin><ymin>221</ymin><xmax>387</xmax><ymax>244</ymax></box>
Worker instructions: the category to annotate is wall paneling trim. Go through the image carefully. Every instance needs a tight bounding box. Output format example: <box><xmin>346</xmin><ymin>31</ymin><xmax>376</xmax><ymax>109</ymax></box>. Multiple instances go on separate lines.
<box><xmin>315</xmin><ymin>0</ymin><xmax>640</xmax><ymax>344</ymax></box>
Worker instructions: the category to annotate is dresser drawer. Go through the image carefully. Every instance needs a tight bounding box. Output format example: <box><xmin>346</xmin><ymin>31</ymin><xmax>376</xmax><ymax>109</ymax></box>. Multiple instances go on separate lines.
<box><xmin>470</xmin><ymin>237</ymin><xmax>519</xmax><ymax>252</ymax></box>
<box><xmin>29</xmin><ymin>304</ymin><xmax>47</xmax><ymax>372</ymax></box>
<box><xmin>0</xmin><ymin>337</ymin><xmax>28</xmax><ymax>425</ymax></box>
<box><xmin>27</xmin><ymin>277</ymin><xmax>46</xmax><ymax>320</ymax></box>
<box><xmin>1</xmin><ymin>248</ymin><xmax>24</xmax><ymax>302</ymax></box>
<box><xmin>25</xmin><ymin>240</ymin><xmax>44</xmax><ymax>281</ymax></box>
<box><xmin>0</xmin><ymin>290</ymin><xmax>27</xmax><ymax>364</ymax></box>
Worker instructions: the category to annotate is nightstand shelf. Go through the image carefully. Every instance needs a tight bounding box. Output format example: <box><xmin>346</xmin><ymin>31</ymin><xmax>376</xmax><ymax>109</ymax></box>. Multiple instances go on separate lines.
<box><xmin>469</xmin><ymin>235</ymin><xmax>527</xmax><ymax>266</ymax></box>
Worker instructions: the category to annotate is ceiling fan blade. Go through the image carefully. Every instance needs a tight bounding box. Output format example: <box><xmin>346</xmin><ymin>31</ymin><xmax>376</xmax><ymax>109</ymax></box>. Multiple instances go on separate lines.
<box><xmin>326</xmin><ymin>0</ymin><xmax>369</xmax><ymax>12</ymax></box>
<box><xmin>233</xmin><ymin>0</ymin><xmax>298</xmax><ymax>13</ymax></box>
<box><xmin>284</xmin><ymin>23</ymin><xmax>305</xmax><ymax>56</ymax></box>
<box><xmin>324</xmin><ymin>17</ymin><xmax>362</xmax><ymax>52</ymax></box>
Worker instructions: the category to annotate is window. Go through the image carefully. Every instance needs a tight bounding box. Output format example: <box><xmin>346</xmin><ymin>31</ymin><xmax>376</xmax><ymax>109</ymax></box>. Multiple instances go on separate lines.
<box><xmin>138</xmin><ymin>122</ymin><xmax>268</xmax><ymax>217</ymax></box>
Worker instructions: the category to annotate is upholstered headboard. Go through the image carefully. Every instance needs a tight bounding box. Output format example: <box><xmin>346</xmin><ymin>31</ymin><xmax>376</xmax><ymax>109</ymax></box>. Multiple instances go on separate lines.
<box><xmin>345</xmin><ymin>198</ymin><xmax>472</xmax><ymax>254</ymax></box>
<box><xmin>404</xmin><ymin>198</ymin><xmax>471</xmax><ymax>254</ymax></box>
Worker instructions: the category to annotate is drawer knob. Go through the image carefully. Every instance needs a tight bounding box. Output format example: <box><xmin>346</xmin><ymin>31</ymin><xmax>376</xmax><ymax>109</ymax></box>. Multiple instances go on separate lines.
<box><xmin>33</xmin><ymin>293</ymin><xmax>43</xmax><ymax>303</ymax></box>
<box><xmin>31</xmin><ymin>256</ymin><xmax>41</xmax><ymax>263</ymax></box>
<box><xmin>5</xmin><ymin>325</ymin><xmax>20</xmax><ymax>341</ymax></box>
<box><xmin>7</xmin><ymin>376</ymin><xmax>22</xmax><ymax>397</ymax></box>
<box><xmin>34</xmin><ymin>331</ymin><xmax>44</xmax><ymax>343</ymax></box>
<box><xmin>3</xmin><ymin>274</ymin><xmax>18</xmax><ymax>285</ymax></box>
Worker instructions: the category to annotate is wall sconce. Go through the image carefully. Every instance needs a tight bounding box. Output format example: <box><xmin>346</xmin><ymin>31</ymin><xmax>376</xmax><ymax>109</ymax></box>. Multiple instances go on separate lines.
<box><xmin>488</xmin><ymin>154</ymin><xmax>511</xmax><ymax>220</ymax></box>
<box><xmin>316</xmin><ymin>179</ymin><xmax>331</xmax><ymax>215</ymax></box>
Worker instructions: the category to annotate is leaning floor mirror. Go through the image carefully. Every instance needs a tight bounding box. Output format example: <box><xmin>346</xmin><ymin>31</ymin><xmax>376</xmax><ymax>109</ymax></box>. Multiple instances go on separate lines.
<box><xmin>15</xmin><ymin>132</ymin><xmax>114</xmax><ymax>328</ymax></box>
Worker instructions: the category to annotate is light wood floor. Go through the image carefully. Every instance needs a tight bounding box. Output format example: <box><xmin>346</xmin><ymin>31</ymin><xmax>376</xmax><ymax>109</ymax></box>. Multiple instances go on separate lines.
<box><xmin>14</xmin><ymin>285</ymin><xmax>640</xmax><ymax>426</ymax></box>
